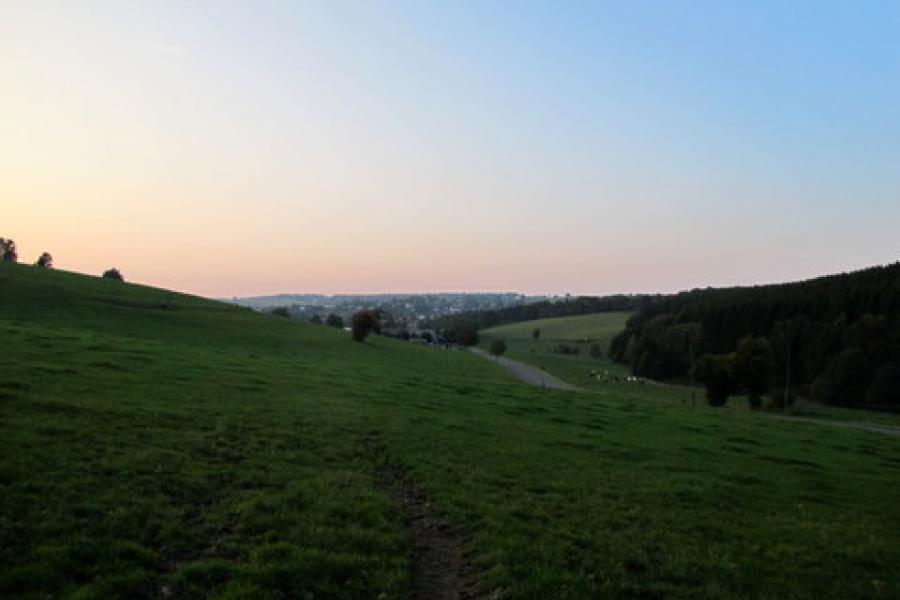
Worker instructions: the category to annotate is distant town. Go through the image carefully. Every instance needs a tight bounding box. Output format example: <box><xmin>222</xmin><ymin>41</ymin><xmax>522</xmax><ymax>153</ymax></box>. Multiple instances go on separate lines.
<box><xmin>224</xmin><ymin>293</ymin><xmax>563</xmax><ymax>332</ymax></box>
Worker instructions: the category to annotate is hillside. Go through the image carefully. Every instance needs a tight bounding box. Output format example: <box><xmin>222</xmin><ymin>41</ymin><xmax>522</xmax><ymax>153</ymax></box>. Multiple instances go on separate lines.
<box><xmin>2</xmin><ymin>263</ymin><xmax>899</xmax><ymax>598</ymax></box>
<box><xmin>479</xmin><ymin>313</ymin><xmax>634</xmax><ymax>391</ymax></box>
<box><xmin>610</xmin><ymin>262</ymin><xmax>900</xmax><ymax>409</ymax></box>
<box><xmin>429</xmin><ymin>295</ymin><xmax>656</xmax><ymax>344</ymax></box>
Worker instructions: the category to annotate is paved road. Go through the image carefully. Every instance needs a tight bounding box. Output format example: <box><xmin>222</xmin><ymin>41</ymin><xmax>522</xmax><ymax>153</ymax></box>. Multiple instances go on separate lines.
<box><xmin>469</xmin><ymin>347</ymin><xmax>579</xmax><ymax>391</ymax></box>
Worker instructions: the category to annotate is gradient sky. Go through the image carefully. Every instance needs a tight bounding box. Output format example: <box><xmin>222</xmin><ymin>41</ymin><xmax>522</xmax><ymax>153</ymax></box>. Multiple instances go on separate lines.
<box><xmin>3</xmin><ymin>1</ymin><xmax>899</xmax><ymax>297</ymax></box>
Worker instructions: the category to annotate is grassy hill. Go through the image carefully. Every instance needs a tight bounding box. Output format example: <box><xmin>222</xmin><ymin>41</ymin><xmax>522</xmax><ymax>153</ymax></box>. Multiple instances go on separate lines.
<box><xmin>480</xmin><ymin>313</ymin><xmax>634</xmax><ymax>390</ymax></box>
<box><xmin>2</xmin><ymin>263</ymin><xmax>899</xmax><ymax>599</ymax></box>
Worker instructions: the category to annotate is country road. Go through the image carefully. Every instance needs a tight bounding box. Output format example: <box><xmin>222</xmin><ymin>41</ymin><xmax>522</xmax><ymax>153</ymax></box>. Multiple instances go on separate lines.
<box><xmin>469</xmin><ymin>347</ymin><xmax>579</xmax><ymax>391</ymax></box>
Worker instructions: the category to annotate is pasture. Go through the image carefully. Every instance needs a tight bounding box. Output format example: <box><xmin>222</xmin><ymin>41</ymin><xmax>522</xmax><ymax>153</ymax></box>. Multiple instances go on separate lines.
<box><xmin>1</xmin><ymin>264</ymin><xmax>899</xmax><ymax>599</ymax></box>
<box><xmin>479</xmin><ymin>313</ymin><xmax>640</xmax><ymax>391</ymax></box>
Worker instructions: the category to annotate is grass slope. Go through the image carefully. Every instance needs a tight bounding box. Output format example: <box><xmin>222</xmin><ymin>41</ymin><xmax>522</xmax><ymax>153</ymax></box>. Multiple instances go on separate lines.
<box><xmin>480</xmin><ymin>313</ymin><xmax>634</xmax><ymax>390</ymax></box>
<box><xmin>2</xmin><ymin>264</ymin><xmax>899</xmax><ymax>599</ymax></box>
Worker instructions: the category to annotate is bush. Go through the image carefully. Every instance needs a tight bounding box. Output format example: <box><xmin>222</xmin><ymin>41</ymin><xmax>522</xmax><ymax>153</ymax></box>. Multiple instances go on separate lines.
<box><xmin>589</xmin><ymin>343</ymin><xmax>603</xmax><ymax>359</ymax></box>
<box><xmin>489</xmin><ymin>338</ymin><xmax>507</xmax><ymax>357</ymax></box>
<box><xmin>325</xmin><ymin>314</ymin><xmax>344</xmax><ymax>328</ymax></box>
<box><xmin>351</xmin><ymin>310</ymin><xmax>378</xmax><ymax>342</ymax></box>
<box><xmin>35</xmin><ymin>252</ymin><xmax>53</xmax><ymax>268</ymax></box>
<box><xmin>309</xmin><ymin>315</ymin><xmax>323</xmax><ymax>324</ymax></box>
<box><xmin>271</xmin><ymin>307</ymin><xmax>290</xmax><ymax>318</ymax></box>
<box><xmin>102</xmin><ymin>268</ymin><xmax>124</xmax><ymax>281</ymax></box>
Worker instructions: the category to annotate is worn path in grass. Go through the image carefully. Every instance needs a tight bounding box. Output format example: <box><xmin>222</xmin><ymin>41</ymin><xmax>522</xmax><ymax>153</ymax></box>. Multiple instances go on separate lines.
<box><xmin>469</xmin><ymin>347</ymin><xmax>579</xmax><ymax>391</ymax></box>
<box><xmin>378</xmin><ymin>461</ymin><xmax>484</xmax><ymax>600</ymax></box>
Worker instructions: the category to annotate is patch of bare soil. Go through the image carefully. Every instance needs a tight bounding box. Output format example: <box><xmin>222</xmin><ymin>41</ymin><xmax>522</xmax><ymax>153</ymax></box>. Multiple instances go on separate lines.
<box><xmin>377</xmin><ymin>461</ymin><xmax>486</xmax><ymax>600</ymax></box>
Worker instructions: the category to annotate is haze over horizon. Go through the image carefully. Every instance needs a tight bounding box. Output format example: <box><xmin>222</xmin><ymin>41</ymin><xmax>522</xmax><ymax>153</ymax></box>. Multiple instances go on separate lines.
<box><xmin>4</xmin><ymin>1</ymin><xmax>899</xmax><ymax>298</ymax></box>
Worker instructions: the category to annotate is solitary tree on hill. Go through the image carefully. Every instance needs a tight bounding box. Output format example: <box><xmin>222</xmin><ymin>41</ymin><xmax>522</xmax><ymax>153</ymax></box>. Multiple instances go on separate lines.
<box><xmin>351</xmin><ymin>310</ymin><xmax>378</xmax><ymax>342</ymax></box>
<box><xmin>533</xmin><ymin>328</ymin><xmax>541</xmax><ymax>341</ymax></box>
<box><xmin>0</xmin><ymin>238</ymin><xmax>17</xmax><ymax>263</ymax></box>
<box><xmin>326</xmin><ymin>314</ymin><xmax>344</xmax><ymax>328</ymax></box>
<box><xmin>102</xmin><ymin>268</ymin><xmax>124</xmax><ymax>281</ymax></box>
<box><xmin>35</xmin><ymin>252</ymin><xmax>53</xmax><ymax>268</ymax></box>
<box><xmin>489</xmin><ymin>338</ymin><xmax>507</xmax><ymax>358</ymax></box>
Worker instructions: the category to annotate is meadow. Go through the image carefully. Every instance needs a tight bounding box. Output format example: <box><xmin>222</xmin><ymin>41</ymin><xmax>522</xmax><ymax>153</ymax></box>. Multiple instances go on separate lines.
<box><xmin>1</xmin><ymin>263</ymin><xmax>899</xmax><ymax>599</ymax></box>
<box><xmin>479</xmin><ymin>313</ymin><xmax>638</xmax><ymax>390</ymax></box>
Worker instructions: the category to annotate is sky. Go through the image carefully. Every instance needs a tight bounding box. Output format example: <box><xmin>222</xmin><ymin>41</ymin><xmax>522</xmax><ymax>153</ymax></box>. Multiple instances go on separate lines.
<box><xmin>3</xmin><ymin>1</ymin><xmax>899</xmax><ymax>297</ymax></box>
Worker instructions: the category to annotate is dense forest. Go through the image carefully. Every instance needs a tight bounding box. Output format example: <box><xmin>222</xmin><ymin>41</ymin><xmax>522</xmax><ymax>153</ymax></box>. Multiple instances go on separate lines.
<box><xmin>609</xmin><ymin>262</ymin><xmax>900</xmax><ymax>410</ymax></box>
<box><xmin>429</xmin><ymin>295</ymin><xmax>656</xmax><ymax>345</ymax></box>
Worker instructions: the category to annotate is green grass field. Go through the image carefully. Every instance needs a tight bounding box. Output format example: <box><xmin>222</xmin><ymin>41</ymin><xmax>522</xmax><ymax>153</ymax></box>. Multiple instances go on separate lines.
<box><xmin>2</xmin><ymin>264</ymin><xmax>899</xmax><ymax>599</ymax></box>
<box><xmin>480</xmin><ymin>313</ymin><xmax>635</xmax><ymax>391</ymax></box>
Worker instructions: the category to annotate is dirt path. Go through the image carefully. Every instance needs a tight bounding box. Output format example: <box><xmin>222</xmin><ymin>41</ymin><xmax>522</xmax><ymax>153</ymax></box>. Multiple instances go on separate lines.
<box><xmin>469</xmin><ymin>347</ymin><xmax>579</xmax><ymax>391</ymax></box>
<box><xmin>377</xmin><ymin>461</ymin><xmax>484</xmax><ymax>600</ymax></box>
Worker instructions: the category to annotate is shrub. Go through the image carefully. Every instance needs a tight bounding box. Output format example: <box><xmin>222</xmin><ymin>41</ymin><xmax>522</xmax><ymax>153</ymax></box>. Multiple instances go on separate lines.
<box><xmin>102</xmin><ymin>268</ymin><xmax>124</xmax><ymax>281</ymax></box>
<box><xmin>489</xmin><ymin>338</ymin><xmax>507</xmax><ymax>357</ymax></box>
<box><xmin>271</xmin><ymin>307</ymin><xmax>290</xmax><ymax>318</ymax></box>
<box><xmin>325</xmin><ymin>314</ymin><xmax>344</xmax><ymax>328</ymax></box>
<box><xmin>589</xmin><ymin>343</ymin><xmax>603</xmax><ymax>359</ymax></box>
<box><xmin>309</xmin><ymin>315</ymin><xmax>323</xmax><ymax>324</ymax></box>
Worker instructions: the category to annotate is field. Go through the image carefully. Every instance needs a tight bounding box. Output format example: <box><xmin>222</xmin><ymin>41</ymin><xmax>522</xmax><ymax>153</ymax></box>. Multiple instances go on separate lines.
<box><xmin>479</xmin><ymin>313</ymin><xmax>636</xmax><ymax>390</ymax></box>
<box><xmin>2</xmin><ymin>263</ymin><xmax>899</xmax><ymax>599</ymax></box>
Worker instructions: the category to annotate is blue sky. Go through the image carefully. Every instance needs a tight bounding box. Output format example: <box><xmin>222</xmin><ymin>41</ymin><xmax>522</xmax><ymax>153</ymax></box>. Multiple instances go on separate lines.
<box><xmin>3</xmin><ymin>1</ymin><xmax>898</xmax><ymax>295</ymax></box>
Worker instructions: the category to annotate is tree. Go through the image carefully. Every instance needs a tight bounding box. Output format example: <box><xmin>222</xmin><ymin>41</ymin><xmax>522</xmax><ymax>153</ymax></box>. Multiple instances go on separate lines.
<box><xmin>461</xmin><ymin>328</ymin><xmax>479</xmax><ymax>347</ymax></box>
<box><xmin>692</xmin><ymin>354</ymin><xmax>735</xmax><ymax>407</ymax></box>
<box><xmin>533</xmin><ymin>328</ymin><xmax>541</xmax><ymax>341</ymax></box>
<box><xmin>732</xmin><ymin>336</ymin><xmax>773</xmax><ymax>409</ymax></box>
<box><xmin>309</xmin><ymin>315</ymin><xmax>323</xmax><ymax>324</ymax></box>
<box><xmin>271</xmin><ymin>307</ymin><xmax>290</xmax><ymax>318</ymax></box>
<box><xmin>102</xmin><ymin>268</ymin><xmax>124</xmax><ymax>281</ymax></box>
<box><xmin>489</xmin><ymin>338</ymin><xmax>507</xmax><ymax>358</ymax></box>
<box><xmin>0</xmin><ymin>238</ymin><xmax>17</xmax><ymax>263</ymax></box>
<box><xmin>589</xmin><ymin>343</ymin><xmax>603</xmax><ymax>359</ymax></box>
<box><xmin>351</xmin><ymin>310</ymin><xmax>378</xmax><ymax>342</ymax></box>
<box><xmin>325</xmin><ymin>314</ymin><xmax>344</xmax><ymax>328</ymax></box>
<box><xmin>35</xmin><ymin>252</ymin><xmax>53</xmax><ymax>268</ymax></box>
<box><xmin>811</xmin><ymin>348</ymin><xmax>872</xmax><ymax>406</ymax></box>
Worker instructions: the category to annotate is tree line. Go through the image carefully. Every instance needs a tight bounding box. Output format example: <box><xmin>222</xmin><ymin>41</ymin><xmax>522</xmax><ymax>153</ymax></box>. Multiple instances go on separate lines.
<box><xmin>609</xmin><ymin>262</ymin><xmax>900</xmax><ymax>410</ymax></box>
<box><xmin>429</xmin><ymin>294</ymin><xmax>657</xmax><ymax>346</ymax></box>
<box><xmin>1</xmin><ymin>237</ymin><xmax>124</xmax><ymax>281</ymax></box>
